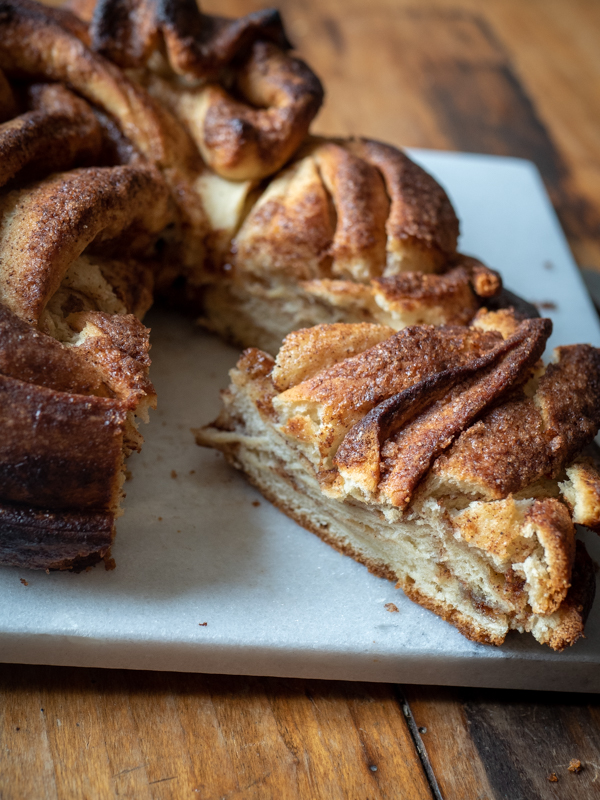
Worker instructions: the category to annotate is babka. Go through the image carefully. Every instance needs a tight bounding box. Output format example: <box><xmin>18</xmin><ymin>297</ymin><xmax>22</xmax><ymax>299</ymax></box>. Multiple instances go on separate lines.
<box><xmin>196</xmin><ymin>311</ymin><xmax>600</xmax><ymax>650</ymax></box>
<box><xmin>1</xmin><ymin>0</ymin><xmax>599</xmax><ymax>650</ymax></box>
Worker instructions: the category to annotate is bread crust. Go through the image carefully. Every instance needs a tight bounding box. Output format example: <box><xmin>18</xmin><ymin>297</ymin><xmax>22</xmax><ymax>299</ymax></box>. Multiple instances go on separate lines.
<box><xmin>0</xmin><ymin>501</ymin><xmax>114</xmax><ymax>570</ymax></box>
<box><xmin>86</xmin><ymin>0</ymin><xmax>324</xmax><ymax>180</ymax></box>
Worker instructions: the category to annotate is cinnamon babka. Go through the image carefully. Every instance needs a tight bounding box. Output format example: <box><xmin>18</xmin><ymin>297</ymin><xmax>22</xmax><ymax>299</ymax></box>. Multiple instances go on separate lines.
<box><xmin>196</xmin><ymin>311</ymin><xmax>600</xmax><ymax>650</ymax></box>
<box><xmin>1</xmin><ymin>0</ymin><xmax>599</xmax><ymax>652</ymax></box>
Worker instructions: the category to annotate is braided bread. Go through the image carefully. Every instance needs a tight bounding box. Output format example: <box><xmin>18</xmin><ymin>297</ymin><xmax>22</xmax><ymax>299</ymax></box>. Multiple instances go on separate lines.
<box><xmin>1</xmin><ymin>0</ymin><xmax>599</xmax><ymax>654</ymax></box>
<box><xmin>196</xmin><ymin>311</ymin><xmax>600</xmax><ymax>649</ymax></box>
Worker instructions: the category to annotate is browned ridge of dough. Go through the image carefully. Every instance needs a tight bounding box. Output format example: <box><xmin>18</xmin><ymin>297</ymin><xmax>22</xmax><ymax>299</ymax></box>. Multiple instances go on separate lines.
<box><xmin>432</xmin><ymin>344</ymin><xmax>600</xmax><ymax>499</ymax></box>
<box><xmin>335</xmin><ymin>319</ymin><xmax>549</xmax><ymax>503</ymax></box>
<box><xmin>0</xmin><ymin>84</ymin><xmax>103</xmax><ymax>190</ymax></box>
<box><xmin>82</xmin><ymin>0</ymin><xmax>324</xmax><ymax>180</ymax></box>
<box><xmin>88</xmin><ymin>0</ymin><xmax>291</xmax><ymax>77</ymax></box>
<box><xmin>0</xmin><ymin>165</ymin><xmax>170</xmax><ymax>325</ymax></box>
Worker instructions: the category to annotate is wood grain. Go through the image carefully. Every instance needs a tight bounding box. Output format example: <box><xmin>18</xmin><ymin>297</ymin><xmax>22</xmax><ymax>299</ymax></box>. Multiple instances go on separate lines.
<box><xmin>0</xmin><ymin>666</ymin><xmax>434</xmax><ymax>800</ymax></box>
<box><xmin>405</xmin><ymin>685</ymin><xmax>600</xmax><ymax>800</ymax></box>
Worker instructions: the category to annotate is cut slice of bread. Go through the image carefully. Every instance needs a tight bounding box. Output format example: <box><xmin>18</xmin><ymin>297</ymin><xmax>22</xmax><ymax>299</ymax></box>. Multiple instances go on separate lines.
<box><xmin>197</xmin><ymin>312</ymin><xmax>600</xmax><ymax>649</ymax></box>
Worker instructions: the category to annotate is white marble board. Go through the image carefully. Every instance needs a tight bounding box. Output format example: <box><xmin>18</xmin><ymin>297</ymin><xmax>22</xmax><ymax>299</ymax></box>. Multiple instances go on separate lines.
<box><xmin>2</xmin><ymin>151</ymin><xmax>600</xmax><ymax>692</ymax></box>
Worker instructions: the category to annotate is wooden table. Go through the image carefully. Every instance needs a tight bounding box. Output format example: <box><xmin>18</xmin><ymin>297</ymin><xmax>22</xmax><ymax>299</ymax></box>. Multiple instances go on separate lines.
<box><xmin>3</xmin><ymin>1</ymin><xmax>600</xmax><ymax>797</ymax></box>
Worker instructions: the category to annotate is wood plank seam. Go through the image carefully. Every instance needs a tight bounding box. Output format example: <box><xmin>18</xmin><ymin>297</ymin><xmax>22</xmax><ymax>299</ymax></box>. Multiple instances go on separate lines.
<box><xmin>393</xmin><ymin>686</ymin><xmax>444</xmax><ymax>800</ymax></box>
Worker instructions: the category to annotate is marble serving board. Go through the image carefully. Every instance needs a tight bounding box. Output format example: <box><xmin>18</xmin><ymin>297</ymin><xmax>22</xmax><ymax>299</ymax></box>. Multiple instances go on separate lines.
<box><xmin>2</xmin><ymin>151</ymin><xmax>600</xmax><ymax>693</ymax></box>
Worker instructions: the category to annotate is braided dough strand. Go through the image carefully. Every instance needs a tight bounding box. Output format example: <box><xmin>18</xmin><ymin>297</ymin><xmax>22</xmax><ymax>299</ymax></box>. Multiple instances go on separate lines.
<box><xmin>82</xmin><ymin>0</ymin><xmax>324</xmax><ymax>179</ymax></box>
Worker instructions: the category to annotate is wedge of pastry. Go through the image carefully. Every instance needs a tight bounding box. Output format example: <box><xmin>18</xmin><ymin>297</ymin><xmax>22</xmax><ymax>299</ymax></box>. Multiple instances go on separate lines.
<box><xmin>197</xmin><ymin>310</ymin><xmax>600</xmax><ymax>649</ymax></box>
<box><xmin>200</xmin><ymin>137</ymin><xmax>504</xmax><ymax>353</ymax></box>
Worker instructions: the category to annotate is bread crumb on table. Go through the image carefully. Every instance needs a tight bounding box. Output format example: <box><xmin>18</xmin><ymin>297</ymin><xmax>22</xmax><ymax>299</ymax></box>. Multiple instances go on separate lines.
<box><xmin>199</xmin><ymin>622</ymin><xmax>208</xmax><ymax>627</ymax></box>
<box><xmin>385</xmin><ymin>603</ymin><xmax>399</xmax><ymax>613</ymax></box>
<box><xmin>20</xmin><ymin>578</ymin><xmax>28</xmax><ymax>586</ymax></box>
<box><xmin>548</xmin><ymin>773</ymin><xmax>559</xmax><ymax>782</ymax></box>
<box><xmin>568</xmin><ymin>759</ymin><xmax>583</xmax><ymax>773</ymax></box>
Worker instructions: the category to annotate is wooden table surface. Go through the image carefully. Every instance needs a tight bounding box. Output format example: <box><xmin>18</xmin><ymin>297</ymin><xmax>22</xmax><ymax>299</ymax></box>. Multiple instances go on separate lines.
<box><xmin>3</xmin><ymin>1</ymin><xmax>600</xmax><ymax>798</ymax></box>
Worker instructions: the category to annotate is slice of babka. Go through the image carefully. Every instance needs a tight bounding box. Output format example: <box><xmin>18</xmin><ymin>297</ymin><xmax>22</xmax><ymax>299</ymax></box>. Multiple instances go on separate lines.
<box><xmin>197</xmin><ymin>310</ymin><xmax>600</xmax><ymax>649</ymax></box>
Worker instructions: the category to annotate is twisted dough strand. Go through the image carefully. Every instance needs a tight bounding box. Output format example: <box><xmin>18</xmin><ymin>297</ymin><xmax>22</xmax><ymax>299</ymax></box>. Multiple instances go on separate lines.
<box><xmin>80</xmin><ymin>0</ymin><xmax>324</xmax><ymax>180</ymax></box>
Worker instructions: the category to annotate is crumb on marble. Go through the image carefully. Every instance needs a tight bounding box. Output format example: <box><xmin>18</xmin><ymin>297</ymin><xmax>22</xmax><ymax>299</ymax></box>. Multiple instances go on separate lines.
<box><xmin>385</xmin><ymin>603</ymin><xmax>399</xmax><ymax>613</ymax></box>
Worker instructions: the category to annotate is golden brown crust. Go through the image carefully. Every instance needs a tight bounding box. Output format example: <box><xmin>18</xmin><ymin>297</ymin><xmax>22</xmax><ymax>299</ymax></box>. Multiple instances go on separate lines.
<box><xmin>537</xmin><ymin>345</ymin><xmax>600</xmax><ymax>460</ymax></box>
<box><xmin>0</xmin><ymin>0</ymin><xmax>208</xmax><ymax>267</ymax></box>
<box><xmin>345</xmin><ymin>137</ymin><xmax>459</xmax><ymax>272</ymax></box>
<box><xmin>0</xmin><ymin>500</ymin><xmax>114</xmax><ymax>571</ymax></box>
<box><xmin>197</xmin><ymin>41</ymin><xmax>324</xmax><ymax>180</ymax></box>
<box><xmin>69</xmin><ymin>311</ymin><xmax>156</xmax><ymax>410</ymax></box>
<box><xmin>0</xmin><ymin>301</ymin><xmax>107</xmax><ymax>395</ymax></box>
<box><xmin>525</xmin><ymin>499</ymin><xmax>576</xmax><ymax>614</ymax></box>
<box><xmin>432</xmin><ymin>345</ymin><xmax>600</xmax><ymax>500</ymax></box>
<box><xmin>274</xmin><ymin>323</ymin><xmax>508</xmax><ymax>469</ymax></box>
<box><xmin>0</xmin><ymin>165</ymin><xmax>170</xmax><ymax>325</ymax></box>
<box><xmin>272</xmin><ymin>323</ymin><xmax>395</xmax><ymax>392</ymax></box>
<box><xmin>204</xmin><ymin>139</ymin><xmax>497</xmax><ymax>349</ymax></box>
<box><xmin>546</xmin><ymin>540</ymin><xmax>596</xmax><ymax>651</ymax></box>
<box><xmin>89</xmin><ymin>0</ymin><xmax>290</xmax><ymax>77</ymax></box>
<box><xmin>231</xmin><ymin>139</ymin><xmax>466</xmax><ymax>285</ymax></box>
<box><xmin>371</xmin><ymin>265</ymin><xmax>484</xmax><ymax>325</ymax></box>
<box><xmin>86</xmin><ymin>0</ymin><xmax>323</xmax><ymax>180</ymax></box>
<box><xmin>376</xmin><ymin>319</ymin><xmax>550</xmax><ymax>508</ymax></box>
<box><xmin>0</xmin><ymin>371</ymin><xmax>126</xmax><ymax>511</ymax></box>
<box><xmin>0</xmin><ymin>83</ymin><xmax>103</xmax><ymax>190</ymax></box>
<box><xmin>0</xmin><ymin>0</ymin><xmax>195</xmax><ymax>170</ymax></box>
<box><xmin>561</xmin><ymin>455</ymin><xmax>600</xmax><ymax>532</ymax></box>
<box><xmin>334</xmin><ymin>321</ymin><xmax>547</xmax><ymax>502</ymax></box>
<box><xmin>312</xmin><ymin>142</ymin><xmax>389</xmax><ymax>281</ymax></box>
